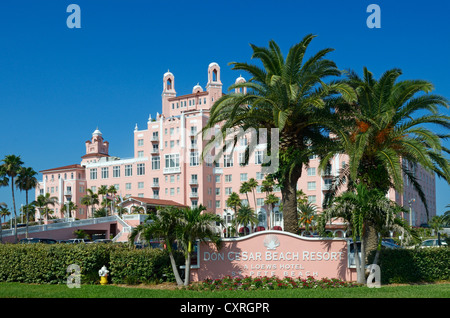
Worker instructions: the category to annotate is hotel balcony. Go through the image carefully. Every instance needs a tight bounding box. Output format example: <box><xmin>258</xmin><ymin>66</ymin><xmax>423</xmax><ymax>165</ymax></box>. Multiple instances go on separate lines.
<box><xmin>189</xmin><ymin>179</ymin><xmax>198</xmax><ymax>185</ymax></box>
<box><xmin>150</xmin><ymin>149</ymin><xmax>159</xmax><ymax>154</ymax></box>
<box><xmin>152</xmin><ymin>195</ymin><xmax>160</xmax><ymax>199</ymax></box>
<box><xmin>151</xmin><ymin>135</ymin><xmax>159</xmax><ymax>142</ymax></box>
<box><xmin>151</xmin><ymin>182</ymin><xmax>159</xmax><ymax>188</ymax></box>
<box><xmin>189</xmin><ymin>192</ymin><xmax>199</xmax><ymax>198</ymax></box>
<box><xmin>322</xmin><ymin>184</ymin><xmax>332</xmax><ymax>191</ymax></box>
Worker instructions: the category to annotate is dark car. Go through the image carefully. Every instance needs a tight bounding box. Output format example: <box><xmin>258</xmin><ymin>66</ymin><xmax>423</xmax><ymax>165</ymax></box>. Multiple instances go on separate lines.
<box><xmin>20</xmin><ymin>238</ymin><xmax>57</xmax><ymax>244</ymax></box>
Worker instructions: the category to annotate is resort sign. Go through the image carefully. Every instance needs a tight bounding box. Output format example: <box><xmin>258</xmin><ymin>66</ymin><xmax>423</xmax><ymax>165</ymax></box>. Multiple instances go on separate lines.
<box><xmin>191</xmin><ymin>231</ymin><xmax>353</xmax><ymax>282</ymax></box>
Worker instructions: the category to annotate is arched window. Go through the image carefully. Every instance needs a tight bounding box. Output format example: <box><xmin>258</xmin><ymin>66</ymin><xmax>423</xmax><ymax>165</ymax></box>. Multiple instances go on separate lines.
<box><xmin>212</xmin><ymin>69</ymin><xmax>217</xmax><ymax>82</ymax></box>
<box><xmin>167</xmin><ymin>78</ymin><xmax>172</xmax><ymax>90</ymax></box>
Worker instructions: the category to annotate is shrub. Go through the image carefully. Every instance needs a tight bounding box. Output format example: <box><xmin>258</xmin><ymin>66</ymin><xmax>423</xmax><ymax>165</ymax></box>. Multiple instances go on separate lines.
<box><xmin>0</xmin><ymin>243</ymin><xmax>178</xmax><ymax>285</ymax></box>
<box><xmin>368</xmin><ymin>247</ymin><xmax>450</xmax><ymax>284</ymax></box>
<box><xmin>185</xmin><ymin>275</ymin><xmax>362</xmax><ymax>291</ymax></box>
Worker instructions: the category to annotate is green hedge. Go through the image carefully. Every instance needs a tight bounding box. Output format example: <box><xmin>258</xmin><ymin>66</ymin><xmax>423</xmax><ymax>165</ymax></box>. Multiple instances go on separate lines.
<box><xmin>368</xmin><ymin>247</ymin><xmax>450</xmax><ymax>284</ymax></box>
<box><xmin>0</xmin><ymin>244</ymin><xmax>181</xmax><ymax>285</ymax></box>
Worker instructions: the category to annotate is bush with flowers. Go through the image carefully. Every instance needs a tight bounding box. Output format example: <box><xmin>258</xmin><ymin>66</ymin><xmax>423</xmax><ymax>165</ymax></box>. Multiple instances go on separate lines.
<box><xmin>184</xmin><ymin>275</ymin><xmax>362</xmax><ymax>291</ymax></box>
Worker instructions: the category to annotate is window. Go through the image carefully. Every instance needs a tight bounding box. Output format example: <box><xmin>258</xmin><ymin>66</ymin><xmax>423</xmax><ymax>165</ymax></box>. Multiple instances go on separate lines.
<box><xmin>191</xmin><ymin>174</ymin><xmax>198</xmax><ymax>184</ymax></box>
<box><xmin>125</xmin><ymin>165</ymin><xmax>133</xmax><ymax>176</ymax></box>
<box><xmin>307</xmin><ymin>167</ymin><xmax>316</xmax><ymax>176</ymax></box>
<box><xmin>138</xmin><ymin>182</ymin><xmax>144</xmax><ymax>189</ymax></box>
<box><xmin>152</xmin><ymin>156</ymin><xmax>160</xmax><ymax>170</ymax></box>
<box><xmin>125</xmin><ymin>183</ymin><xmax>132</xmax><ymax>190</ymax></box>
<box><xmin>101</xmin><ymin>167</ymin><xmax>109</xmax><ymax>179</ymax></box>
<box><xmin>257</xmin><ymin>198</ymin><xmax>265</xmax><ymax>206</ymax></box>
<box><xmin>113</xmin><ymin>166</ymin><xmax>120</xmax><ymax>178</ymax></box>
<box><xmin>307</xmin><ymin>181</ymin><xmax>316</xmax><ymax>190</ymax></box>
<box><xmin>225</xmin><ymin>174</ymin><xmax>232</xmax><ymax>182</ymax></box>
<box><xmin>165</xmin><ymin>154</ymin><xmax>180</xmax><ymax>169</ymax></box>
<box><xmin>238</xmin><ymin>153</ymin><xmax>246</xmax><ymax>166</ymax></box>
<box><xmin>137</xmin><ymin>163</ymin><xmax>145</xmax><ymax>176</ymax></box>
<box><xmin>255</xmin><ymin>151</ymin><xmax>263</xmax><ymax>164</ymax></box>
<box><xmin>215</xmin><ymin>188</ymin><xmax>220</xmax><ymax>195</ymax></box>
<box><xmin>307</xmin><ymin>195</ymin><xmax>316</xmax><ymax>204</ymax></box>
<box><xmin>225</xmin><ymin>187</ymin><xmax>232</xmax><ymax>195</ymax></box>
<box><xmin>215</xmin><ymin>200</ymin><xmax>220</xmax><ymax>208</ymax></box>
<box><xmin>215</xmin><ymin>175</ymin><xmax>221</xmax><ymax>183</ymax></box>
<box><xmin>256</xmin><ymin>172</ymin><xmax>264</xmax><ymax>180</ymax></box>
<box><xmin>153</xmin><ymin>177</ymin><xmax>159</xmax><ymax>186</ymax></box>
<box><xmin>138</xmin><ymin>151</ymin><xmax>144</xmax><ymax>158</ymax></box>
<box><xmin>240</xmin><ymin>173</ymin><xmax>248</xmax><ymax>181</ymax></box>
<box><xmin>137</xmin><ymin>139</ymin><xmax>144</xmax><ymax>146</ymax></box>
<box><xmin>170</xmin><ymin>188</ymin><xmax>175</xmax><ymax>196</ymax></box>
<box><xmin>170</xmin><ymin>140</ymin><xmax>174</xmax><ymax>148</ymax></box>
<box><xmin>190</xmin><ymin>152</ymin><xmax>199</xmax><ymax>166</ymax></box>
<box><xmin>170</xmin><ymin>128</ymin><xmax>174</xmax><ymax>136</ymax></box>
<box><xmin>223</xmin><ymin>154</ymin><xmax>233</xmax><ymax>167</ymax></box>
<box><xmin>91</xmin><ymin>186</ymin><xmax>97</xmax><ymax>193</ymax></box>
<box><xmin>90</xmin><ymin>168</ymin><xmax>97</xmax><ymax>180</ymax></box>
<box><xmin>170</xmin><ymin>175</ymin><xmax>175</xmax><ymax>183</ymax></box>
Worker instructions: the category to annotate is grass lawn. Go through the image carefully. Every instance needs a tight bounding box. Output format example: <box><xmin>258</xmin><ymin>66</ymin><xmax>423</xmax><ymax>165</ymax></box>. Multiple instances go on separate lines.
<box><xmin>0</xmin><ymin>281</ymin><xmax>448</xmax><ymax>298</ymax></box>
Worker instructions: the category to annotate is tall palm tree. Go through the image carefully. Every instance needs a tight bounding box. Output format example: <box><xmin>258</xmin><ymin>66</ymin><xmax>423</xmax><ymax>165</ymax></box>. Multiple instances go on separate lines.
<box><xmin>247</xmin><ymin>178</ymin><xmax>259</xmax><ymax>209</ymax></box>
<box><xmin>297</xmin><ymin>202</ymin><xmax>317</xmax><ymax>235</ymax></box>
<box><xmin>16</xmin><ymin>167</ymin><xmax>38</xmax><ymax>238</ymax></box>
<box><xmin>61</xmin><ymin>201</ymin><xmax>78</xmax><ymax>218</ymax></box>
<box><xmin>34</xmin><ymin>193</ymin><xmax>57</xmax><ymax>224</ymax></box>
<box><xmin>129</xmin><ymin>206</ymin><xmax>184</xmax><ymax>286</ymax></box>
<box><xmin>226</xmin><ymin>192</ymin><xmax>241</xmax><ymax>235</ymax></box>
<box><xmin>236</xmin><ymin>205</ymin><xmax>258</xmax><ymax>236</ymax></box>
<box><xmin>107</xmin><ymin>185</ymin><xmax>118</xmax><ymax>215</ymax></box>
<box><xmin>203</xmin><ymin>35</ymin><xmax>355</xmax><ymax>234</ymax></box>
<box><xmin>321</xmin><ymin>67</ymin><xmax>450</xmax><ymax>254</ymax></box>
<box><xmin>1</xmin><ymin>155</ymin><xmax>24</xmax><ymax>242</ymax></box>
<box><xmin>177</xmin><ymin>205</ymin><xmax>222</xmax><ymax>286</ymax></box>
<box><xmin>98</xmin><ymin>185</ymin><xmax>108</xmax><ymax>210</ymax></box>
<box><xmin>239</xmin><ymin>181</ymin><xmax>251</xmax><ymax>205</ymax></box>
<box><xmin>81</xmin><ymin>189</ymin><xmax>99</xmax><ymax>218</ymax></box>
<box><xmin>0</xmin><ymin>205</ymin><xmax>11</xmax><ymax>243</ymax></box>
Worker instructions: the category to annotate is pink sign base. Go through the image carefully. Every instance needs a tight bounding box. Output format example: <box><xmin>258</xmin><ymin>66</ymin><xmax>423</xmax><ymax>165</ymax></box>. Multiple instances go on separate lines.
<box><xmin>190</xmin><ymin>231</ymin><xmax>356</xmax><ymax>282</ymax></box>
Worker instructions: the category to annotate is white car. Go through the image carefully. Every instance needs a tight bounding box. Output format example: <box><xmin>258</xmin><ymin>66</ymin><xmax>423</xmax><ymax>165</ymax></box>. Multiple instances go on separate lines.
<box><xmin>65</xmin><ymin>238</ymin><xmax>91</xmax><ymax>244</ymax></box>
<box><xmin>420</xmin><ymin>239</ymin><xmax>447</xmax><ymax>248</ymax></box>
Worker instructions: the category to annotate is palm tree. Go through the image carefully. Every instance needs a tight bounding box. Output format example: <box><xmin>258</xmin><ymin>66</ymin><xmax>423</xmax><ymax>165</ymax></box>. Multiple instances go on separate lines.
<box><xmin>203</xmin><ymin>35</ymin><xmax>355</xmax><ymax>234</ymax></box>
<box><xmin>16</xmin><ymin>167</ymin><xmax>38</xmax><ymax>238</ymax></box>
<box><xmin>81</xmin><ymin>189</ymin><xmax>99</xmax><ymax>218</ymax></box>
<box><xmin>177</xmin><ymin>205</ymin><xmax>222</xmax><ymax>286</ymax></box>
<box><xmin>226</xmin><ymin>192</ymin><xmax>241</xmax><ymax>235</ymax></box>
<box><xmin>1</xmin><ymin>155</ymin><xmax>24</xmax><ymax>242</ymax></box>
<box><xmin>236</xmin><ymin>205</ymin><xmax>258</xmax><ymax>236</ymax></box>
<box><xmin>107</xmin><ymin>185</ymin><xmax>118</xmax><ymax>215</ymax></box>
<box><xmin>429</xmin><ymin>215</ymin><xmax>444</xmax><ymax>237</ymax></box>
<box><xmin>247</xmin><ymin>178</ymin><xmax>259</xmax><ymax>209</ymax></box>
<box><xmin>297</xmin><ymin>202</ymin><xmax>317</xmax><ymax>235</ymax></box>
<box><xmin>0</xmin><ymin>205</ymin><xmax>11</xmax><ymax>243</ymax></box>
<box><xmin>61</xmin><ymin>201</ymin><xmax>78</xmax><ymax>218</ymax></box>
<box><xmin>443</xmin><ymin>205</ymin><xmax>450</xmax><ymax>226</ymax></box>
<box><xmin>264</xmin><ymin>194</ymin><xmax>279</xmax><ymax>230</ymax></box>
<box><xmin>34</xmin><ymin>193</ymin><xmax>57</xmax><ymax>224</ymax></box>
<box><xmin>98</xmin><ymin>185</ymin><xmax>109</xmax><ymax>212</ymax></box>
<box><xmin>321</xmin><ymin>67</ymin><xmax>450</xmax><ymax>255</ymax></box>
<box><xmin>239</xmin><ymin>181</ymin><xmax>251</xmax><ymax>205</ymax></box>
<box><xmin>129</xmin><ymin>206</ymin><xmax>184</xmax><ymax>286</ymax></box>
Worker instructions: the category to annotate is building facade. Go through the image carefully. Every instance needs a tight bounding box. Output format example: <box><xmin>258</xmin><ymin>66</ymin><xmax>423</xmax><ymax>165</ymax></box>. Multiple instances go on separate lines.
<box><xmin>35</xmin><ymin>62</ymin><xmax>436</xmax><ymax>232</ymax></box>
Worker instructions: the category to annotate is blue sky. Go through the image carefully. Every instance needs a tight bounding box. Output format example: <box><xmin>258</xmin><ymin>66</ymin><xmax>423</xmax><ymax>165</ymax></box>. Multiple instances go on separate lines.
<box><xmin>0</xmin><ymin>0</ymin><xmax>449</xmax><ymax>218</ymax></box>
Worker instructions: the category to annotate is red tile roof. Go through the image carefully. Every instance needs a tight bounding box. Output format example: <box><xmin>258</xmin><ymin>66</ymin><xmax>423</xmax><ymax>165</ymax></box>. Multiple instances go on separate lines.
<box><xmin>40</xmin><ymin>164</ymin><xmax>84</xmax><ymax>173</ymax></box>
<box><xmin>127</xmin><ymin>196</ymin><xmax>187</xmax><ymax>208</ymax></box>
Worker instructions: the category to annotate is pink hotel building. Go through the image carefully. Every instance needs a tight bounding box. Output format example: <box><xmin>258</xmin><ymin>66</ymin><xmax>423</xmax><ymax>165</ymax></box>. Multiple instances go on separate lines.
<box><xmin>35</xmin><ymin>62</ymin><xmax>437</xmax><ymax>233</ymax></box>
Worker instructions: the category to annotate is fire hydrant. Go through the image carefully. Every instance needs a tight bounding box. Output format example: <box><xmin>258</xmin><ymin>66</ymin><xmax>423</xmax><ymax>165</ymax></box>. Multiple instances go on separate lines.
<box><xmin>98</xmin><ymin>265</ymin><xmax>109</xmax><ymax>285</ymax></box>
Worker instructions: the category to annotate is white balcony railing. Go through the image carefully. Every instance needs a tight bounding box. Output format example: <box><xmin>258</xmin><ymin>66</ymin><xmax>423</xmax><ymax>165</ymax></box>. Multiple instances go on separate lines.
<box><xmin>164</xmin><ymin>167</ymin><xmax>181</xmax><ymax>174</ymax></box>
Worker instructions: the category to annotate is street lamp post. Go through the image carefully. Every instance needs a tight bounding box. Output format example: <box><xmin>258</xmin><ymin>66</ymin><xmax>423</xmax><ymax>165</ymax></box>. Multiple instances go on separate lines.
<box><xmin>408</xmin><ymin>198</ymin><xmax>416</xmax><ymax>227</ymax></box>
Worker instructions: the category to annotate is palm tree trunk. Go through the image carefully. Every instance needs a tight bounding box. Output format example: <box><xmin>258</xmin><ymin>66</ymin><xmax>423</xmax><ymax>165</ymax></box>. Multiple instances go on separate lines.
<box><xmin>11</xmin><ymin>179</ymin><xmax>18</xmax><ymax>243</ymax></box>
<box><xmin>168</xmin><ymin>250</ymin><xmax>183</xmax><ymax>286</ymax></box>
<box><xmin>25</xmin><ymin>190</ymin><xmax>29</xmax><ymax>239</ymax></box>
<box><xmin>184</xmin><ymin>244</ymin><xmax>192</xmax><ymax>286</ymax></box>
<box><xmin>364</xmin><ymin>224</ymin><xmax>378</xmax><ymax>263</ymax></box>
<box><xmin>281</xmin><ymin>169</ymin><xmax>302</xmax><ymax>234</ymax></box>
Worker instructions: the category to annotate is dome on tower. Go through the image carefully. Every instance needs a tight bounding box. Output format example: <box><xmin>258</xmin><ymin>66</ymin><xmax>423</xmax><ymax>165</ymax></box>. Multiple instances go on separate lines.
<box><xmin>235</xmin><ymin>75</ymin><xmax>246</xmax><ymax>83</ymax></box>
<box><xmin>192</xmin><ymin>83</ymin><xmax>203</xmax><ymax>93</ymax></box>
<box><xmin>92</xmin><ymin>128</ymin><xmax>102</xmax><ymax>136</ymax></box>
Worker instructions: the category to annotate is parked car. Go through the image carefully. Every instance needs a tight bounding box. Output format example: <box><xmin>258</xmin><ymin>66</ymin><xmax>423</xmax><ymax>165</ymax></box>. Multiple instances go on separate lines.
<box><xmin>92</xmin><ymin>239</ymin><xmax>112</xmax><ymax>243</ymax></box>
<box><xmin>420</xmin><ymin>239</ymin><xmax>447</xmax><ymax>248</ymax></box>
<box><xmin>19</xmin><ymin>238</ymin><xmax>57</xmax><ymax>244</ymax></box>
<box><xmin>65</xmin><ymin>238</ymin><xmax>91</xmax><ymax>244</ymax></box>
